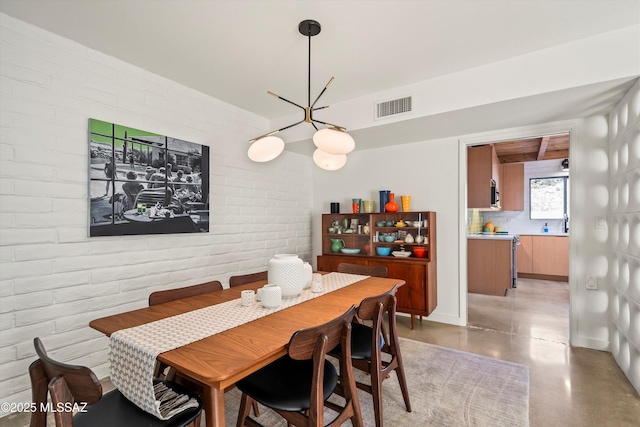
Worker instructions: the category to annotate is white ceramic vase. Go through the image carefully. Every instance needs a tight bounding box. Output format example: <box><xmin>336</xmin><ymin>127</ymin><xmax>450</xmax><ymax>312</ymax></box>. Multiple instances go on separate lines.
<box><xmin>268</xmin><ymin>254</ymin><xmax>304</xmax><ymax>298</ymax></box>
<box><xmin>302</xmin><ymin>262</ymin><xmax>313</xmax><ymax>289</ymax></box>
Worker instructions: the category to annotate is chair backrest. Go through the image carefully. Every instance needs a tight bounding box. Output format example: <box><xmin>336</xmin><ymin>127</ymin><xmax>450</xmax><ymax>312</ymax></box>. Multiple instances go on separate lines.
<box><xmin>337</xmin><ymin>263</ymin><xmax>388</xmax><ymax>278</ymax></box>
<box><xmin>228</xmin><ymin>271</ymin><xmax>268</xmax><ymax>287</ymax></box>
<box><xmin>357</xmin><ymin>285</ymin><xmax>400</xmax><ymax>356</ymax></box>
<box><xmin>148</xmin><ymin>281</ymin><xmax>223</xmax><ymax>306</ymax></box>
<box><xmin>288</xmin><ymin>305</ymin><xmax>356</xmax><ymax>361</ymax></box>
<box><xmin>287</xmin><ymin>305</ymin><xmax>358</xmax><ymax>426</ymax></box>
<box><xmin>30</xmin><ymin>338</ymin><xmax>103</xmax><ymax>427</ymax></box>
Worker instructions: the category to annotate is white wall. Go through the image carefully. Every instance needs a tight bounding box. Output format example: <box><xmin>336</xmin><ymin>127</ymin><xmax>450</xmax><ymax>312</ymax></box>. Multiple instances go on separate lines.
<box><xmin>0</xmin><ymin>13</ymin><xmax>314</xmax><ymax>409</ymax></box>
<box><xmin>608</xmin><ymin>79</ymin><xmax>640</xmax><ymax>393</ymax></box>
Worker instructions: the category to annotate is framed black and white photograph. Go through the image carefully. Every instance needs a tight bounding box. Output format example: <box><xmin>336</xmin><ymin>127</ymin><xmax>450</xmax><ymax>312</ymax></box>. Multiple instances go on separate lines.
<box><xmin>89</xmin><ymin>118</ymin><xmax>210</xmax><ymax>237</ymax></box>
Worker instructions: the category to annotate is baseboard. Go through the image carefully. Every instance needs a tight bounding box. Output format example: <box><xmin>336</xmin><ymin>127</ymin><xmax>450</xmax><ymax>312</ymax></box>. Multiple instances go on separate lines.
<box><xmin>518</xmin><ymin>273</ymin><xmax>568</xmax><ymax>282</ymax></box>
<box><xmin>571</xmin><ymin>335</ymin><xmax>610</xmax><ymax>351</ymax></box>
<box><xmin>397</xmin><ymin>311</ymin><xmax>466</xmax><ymax>327</ymax></box>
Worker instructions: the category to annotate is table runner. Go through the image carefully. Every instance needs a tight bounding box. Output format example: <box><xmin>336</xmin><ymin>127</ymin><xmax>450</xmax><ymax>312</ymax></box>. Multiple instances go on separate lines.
<box><xmin>109</xmin><ymin>272</ymin><xmax>369</xmax><ymax>419</ymax></box>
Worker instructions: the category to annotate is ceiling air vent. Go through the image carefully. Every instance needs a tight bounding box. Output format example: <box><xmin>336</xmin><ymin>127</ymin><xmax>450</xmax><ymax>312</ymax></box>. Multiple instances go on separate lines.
<box><xmin>375</xmin><ymin>96</ymin><xmax>412</xmax><ymax>120</ymax></box>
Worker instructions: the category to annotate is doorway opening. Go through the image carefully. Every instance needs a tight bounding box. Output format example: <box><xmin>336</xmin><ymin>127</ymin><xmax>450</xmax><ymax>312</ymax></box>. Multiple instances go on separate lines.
<box><xmin>464</xmin><ymin>132</ymin><xmax>571</xmax><ymax>344</ymax></box>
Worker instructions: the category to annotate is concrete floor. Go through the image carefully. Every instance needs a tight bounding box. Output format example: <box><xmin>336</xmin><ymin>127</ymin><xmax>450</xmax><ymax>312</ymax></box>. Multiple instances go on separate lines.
<box><xmin>396</xmin><ymin>278</ymin><xmax>640</xmax><ymax>427</ymax></box>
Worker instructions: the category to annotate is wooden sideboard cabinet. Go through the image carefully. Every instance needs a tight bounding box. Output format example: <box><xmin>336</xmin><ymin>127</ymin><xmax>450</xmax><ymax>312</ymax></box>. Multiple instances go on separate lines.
<box><xmin>317</xmin><ymin>211</ymin><xmax>437</xmax><ymax>329</ymax></box>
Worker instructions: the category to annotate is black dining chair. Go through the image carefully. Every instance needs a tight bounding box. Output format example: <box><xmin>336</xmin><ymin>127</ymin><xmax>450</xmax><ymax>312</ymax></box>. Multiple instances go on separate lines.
<box><xmin>235</xmin><ymin>305</ymin><xmax>363</xmax><ymax>427</ymax></box>
<box><xmin>331</xmin><ymin>285</ymin><xmax>411</xmax><ymax>427</ymax></box>
<box><xmin>29</xmin><ymin>337</ymin><xmax>202</xmax><ymax>427</ymax></box>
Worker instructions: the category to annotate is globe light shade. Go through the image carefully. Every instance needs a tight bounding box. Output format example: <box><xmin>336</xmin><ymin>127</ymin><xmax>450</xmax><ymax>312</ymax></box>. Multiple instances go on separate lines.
<box><xmin>313</xmin><ymin>128</ymin><xmax>355</xmax><ymax>155</ymax></box>
<box><xmin>248</xmin><ymin>136</ymin><xmax>285</xmax><ymax>162</ymax></box>
<box><xmin>313</xmin><ymin>149</ymin><xmax>347</xmax><ymax>171</ymax></box>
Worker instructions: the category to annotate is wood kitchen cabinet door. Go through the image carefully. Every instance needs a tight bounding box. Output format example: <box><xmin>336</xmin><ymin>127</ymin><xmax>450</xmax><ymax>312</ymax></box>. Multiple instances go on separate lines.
<box><xmin>517</xmin><ymin>235</ymin><xmax>533</xmax><ymax>273</ymax></box>
<box><xmin>501</xmin><ymin>163</ymin><xmax>524</xmax><ymax>211</ymax></box>
<box><xmin>532</xmin><ymin>236</ymin><xmax>569</xmax><ymax>276</ymax></box>
<box><xmin>468</xmin><ymin>145</ymin><xmax>497</xmax><ymax>208</ymax></box>
<box><xmin>468</xmin><ymin>239</ymin><xmax>512</xmax><ymax>296</ymax></box>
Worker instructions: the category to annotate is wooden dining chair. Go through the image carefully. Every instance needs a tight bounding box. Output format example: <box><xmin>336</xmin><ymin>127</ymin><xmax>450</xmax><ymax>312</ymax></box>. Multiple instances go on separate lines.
<box><xmin>29</xmin><ymin>338</ymin><xmax>202</xmax><ymax>427</ymax></box>
<box><xmin>337</xmin><ymin>263</ymin><xmax>388</xmax><ymax>278</ymax></box>
<box><xmin>148</xmin><ymin>280</ymin><xmax>223</xmax><ymax>306</ymax></box>
<box><xmin>331</xmin><ymin>285</ymin><xmax>411</xmax><ymax>427</ymax></box>
<box><xmin>236</xmin><ymin>305</ymin><xmax>363</xmax><ymax>427</ymax></box>
<box><xmin>228</xmin><ymin>271</ymin><xmax>267</xmax><ymax>287</ymax></box>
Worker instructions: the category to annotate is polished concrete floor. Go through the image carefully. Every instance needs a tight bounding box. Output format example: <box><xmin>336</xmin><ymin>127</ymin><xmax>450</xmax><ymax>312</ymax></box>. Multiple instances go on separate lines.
<box><xmin>396</xmin><ymin>278</ymin><xmax>640</xmax><ymax>427</ymax></box>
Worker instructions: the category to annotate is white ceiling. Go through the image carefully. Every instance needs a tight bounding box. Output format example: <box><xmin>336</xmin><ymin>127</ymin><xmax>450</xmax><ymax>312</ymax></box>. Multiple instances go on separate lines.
<box><xmin>1</xmin><ymin>0</ymin><xmax>639</xmax><ymax>152</ymax></box>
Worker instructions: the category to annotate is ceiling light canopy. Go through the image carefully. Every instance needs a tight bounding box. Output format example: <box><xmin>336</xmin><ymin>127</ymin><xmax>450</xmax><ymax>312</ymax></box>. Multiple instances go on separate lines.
<box><xmin>247</xmin><ymin>20</ymin><xmax>354</xmax><ymax>170</ymax></box>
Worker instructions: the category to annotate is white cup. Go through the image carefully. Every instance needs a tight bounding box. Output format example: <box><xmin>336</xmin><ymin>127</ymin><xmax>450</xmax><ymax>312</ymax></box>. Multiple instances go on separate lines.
<box><xmin>260</xmin><ymin>284</ymin><xmax>282</xmax><ymax>308</ymax></box>
<box><xmin>241</xmin><ymin>290</ymin><xmax>255</xmax><ymax>306</ymax></box>
<box><xmin>311</xmin><ymin>274</ymin><xmax>323</xmax><ymax>293</ymax></box>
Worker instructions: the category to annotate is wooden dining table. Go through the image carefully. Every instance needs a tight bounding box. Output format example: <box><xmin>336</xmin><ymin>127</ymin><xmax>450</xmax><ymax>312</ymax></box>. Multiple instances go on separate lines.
<box><xmin>89</xmin><ymin>274</ymin><xmax>405</xmax><ymax>427</ymax></box>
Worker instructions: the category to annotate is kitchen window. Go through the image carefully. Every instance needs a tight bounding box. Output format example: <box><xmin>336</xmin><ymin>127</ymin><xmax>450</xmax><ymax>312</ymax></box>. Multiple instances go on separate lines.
<box><xmin>529</xmin><ymin>176</ymin><xmax>569</xmax><ymax>219</ymax></box>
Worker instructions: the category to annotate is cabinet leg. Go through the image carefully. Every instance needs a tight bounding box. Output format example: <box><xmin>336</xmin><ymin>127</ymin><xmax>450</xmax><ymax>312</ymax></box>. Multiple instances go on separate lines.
<box><xmin>410</xmin><ymin>314</ymin><xmax>415</xmax><ymax>330</ymax></box>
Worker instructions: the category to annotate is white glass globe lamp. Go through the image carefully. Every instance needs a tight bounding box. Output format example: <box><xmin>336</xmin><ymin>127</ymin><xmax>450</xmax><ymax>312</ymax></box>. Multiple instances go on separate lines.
<box><xmin>313</xmin><ymin>148</ymin><xmax>347</xmax><ymax>171</ymax></box>
<box><xmin>248</xmin><ymin>136</ymin><xmax>285</xmax><ymax>162</ymax></box>
<box><xmin>313</xmin><ymin>128</ymin><xmax>355</xmax><ymax>155</ymax></box>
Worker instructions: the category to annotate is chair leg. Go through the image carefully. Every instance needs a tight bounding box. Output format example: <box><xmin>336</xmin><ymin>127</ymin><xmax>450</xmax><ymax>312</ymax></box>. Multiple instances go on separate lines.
<box><xmin>395</xmin><ymin>359</ymin><xmax>412</xmax><ymax>412</ymax></box>
<box><xmin>370</xmin><ymin>367</ymin><xmax>384</xmax><ymax>427</ymax></box>
<box><xmin>252</xmin><ymin>400</ymin><xmax>260</xmax><ymax>417</ymax></box>
<box><xmin>236</xmin><ymin>393</ymin><xmax>253</xmax><ymax>427</ymax></box>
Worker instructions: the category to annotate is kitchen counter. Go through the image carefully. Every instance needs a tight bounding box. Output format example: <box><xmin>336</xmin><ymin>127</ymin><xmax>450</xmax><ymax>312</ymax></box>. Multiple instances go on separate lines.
<box><xmin>468</xmin><ymin>234</ymin><xmax>518</xmax><ymax>240</ymax></box>
<box><xmin>468</xmin><ymin>233</ymin><xmax>568</xmax><ymax>239</ymax></box>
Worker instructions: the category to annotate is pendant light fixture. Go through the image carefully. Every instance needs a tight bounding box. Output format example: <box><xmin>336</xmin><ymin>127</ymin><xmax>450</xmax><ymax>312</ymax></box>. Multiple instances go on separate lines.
<box><xmin>247</xmin><ymin>20</ymin><xmax>354</xmax><ymax>170</ymax></box>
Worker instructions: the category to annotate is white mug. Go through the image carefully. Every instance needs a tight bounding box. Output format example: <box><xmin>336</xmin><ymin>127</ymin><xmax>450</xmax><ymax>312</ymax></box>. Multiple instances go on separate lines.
<box><xmin>260</xmin><ymin>284</ymin><xmax>282</xmax><ymax>308</ymax></box>
<box><xmin>241</xmin><ymin>290</ymin><xmax>255</xmax><ymax>306</ymax></box>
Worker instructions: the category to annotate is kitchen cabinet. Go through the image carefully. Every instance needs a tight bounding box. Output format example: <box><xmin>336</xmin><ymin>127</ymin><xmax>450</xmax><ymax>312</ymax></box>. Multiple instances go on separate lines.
<box><xmin>517</xmin><ymin>235</ymin><xmax>568</xmax><ymax>279</ymax></box>
<box><xmin>468</xmin><ymin>239</ymin><xmax>512</xmax><ymax>296</ymax></box>
<box><xmin>517</xmin><ymin>235</ymin><xmax>533</xmax><ymax>273</ymax></box>
<box><xmin>468</xmin><ymin>144</ymin><xmax>501</xmax><ymax>209</ymax></box>
<box><xmin>318</xmin><ymin>211</ymin><xmax>437</xmax><ymax>328</ymax></box>
<box><xmin>500</xmin><ymin>163</ymin><xmax>524</xmax><ymax>211</ymax></box>
<box><xmin>532</xmin><ymin>235</ymin><xmax>569</xmax><ymax>276</ymax></box>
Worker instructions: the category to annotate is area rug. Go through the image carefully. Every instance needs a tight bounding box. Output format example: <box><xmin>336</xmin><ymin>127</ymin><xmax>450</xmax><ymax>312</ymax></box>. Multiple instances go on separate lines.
<box><xmin>221</xmin><ymin>338</ymin><xmax>530</xmax><ymax>426</ymax></box>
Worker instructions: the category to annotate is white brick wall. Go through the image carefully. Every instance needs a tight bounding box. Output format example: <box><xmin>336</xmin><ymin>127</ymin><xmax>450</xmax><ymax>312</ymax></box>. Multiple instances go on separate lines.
<box><xmin>0</xmin><ymin>13</ymin><xmax>313</xmax><ymax>409</ymax></box>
